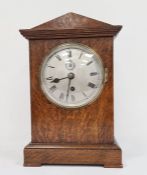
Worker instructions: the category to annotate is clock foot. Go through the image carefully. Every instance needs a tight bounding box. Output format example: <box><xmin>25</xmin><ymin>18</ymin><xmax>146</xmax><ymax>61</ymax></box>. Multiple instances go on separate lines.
<box><xmin>24</xmin><ymin>162</ymin><xmax>41</xmax><ymax>167</ymax></box>
<box><xmin>104</xmin><ymin>164</ymin><xmax>123</xmax><ymax>168</ymax></box>
<box><xmin>23</xmin><ymin>142</ymin><xmax>122</xmax><ymax>167</ymax></box>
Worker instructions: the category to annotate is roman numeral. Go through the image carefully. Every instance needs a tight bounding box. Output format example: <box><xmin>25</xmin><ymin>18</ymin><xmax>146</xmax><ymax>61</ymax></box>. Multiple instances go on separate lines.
<box><xmin>87</xmin><ymin>60</ymin><xmax>93</xmax><ymax>66</ymax></box>
<box><xmin>59</xmin><ymin>92</ymin><xmax>64</xmax><ymax>100</ymax></box>
<box><xmin>71</xmin><ymin>95</ymin><xmax>75</xmax><ymax>102</ymax></box>
<box><xmin>49</xmin><ymin>85</ymin><xmax>57</xmax><ymax>93</ymax></box>
<box><xmin>55</xmin><ymin>55</ymin><xmax>62</xmax><ymax>61</ymax></box>
<box><xmin>48</xmin><ymin>66</ymin><xmax>55</xmax><ymax>68</ymax></box>
<box><xmin>46</xmin><ymin>76</ymin><xmax>53</xmax><ymax>80</ymax></box>
<box><xmin>82</xmin><ymin>91</ymin><xmax>88</xmax><ymax>98</ymax></box>
<box><xmin>67</xmin><ymin>50</ymin><xmax>72</xmax><ymax>57</ymax></box>
<box><xmin>78</xmin><ymin>52</ymin><xmax>83</xmax><ymax>59</ymax></box>
<box><xmin>90</xmin><ymin>72</ymin><xmax>98</xmax><ymax>76</ymax></box>
<box><xmin>88</xmin><ymin>82</ymin><xmax>97</xmax><ymax>88</ymax></box>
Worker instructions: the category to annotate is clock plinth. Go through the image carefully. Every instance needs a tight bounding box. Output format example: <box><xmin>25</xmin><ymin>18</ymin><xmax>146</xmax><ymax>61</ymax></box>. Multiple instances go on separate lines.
<box><xmin>24</xmin><ymin>143</ymin><xmax>122</xmax><ymax>168</ymax></box>
<box><xmin>20</xmin><ymin>12</ymin><xmax>123</xmax><ymax>168</ymax></box>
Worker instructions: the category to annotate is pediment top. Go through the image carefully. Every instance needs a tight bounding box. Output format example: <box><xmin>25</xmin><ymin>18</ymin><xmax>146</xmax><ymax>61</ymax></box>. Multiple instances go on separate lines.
<box><xmin>20</xmin><ymin>12</ymin><xmax>122</xmax><ymax>39</ymax></box>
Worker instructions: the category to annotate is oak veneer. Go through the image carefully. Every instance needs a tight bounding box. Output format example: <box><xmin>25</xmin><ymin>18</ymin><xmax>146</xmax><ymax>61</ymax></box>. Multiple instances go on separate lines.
<box><xmin>20</xmin><ymin>12</ymin><xmax>122</xmax><ymax>168</ymax></box>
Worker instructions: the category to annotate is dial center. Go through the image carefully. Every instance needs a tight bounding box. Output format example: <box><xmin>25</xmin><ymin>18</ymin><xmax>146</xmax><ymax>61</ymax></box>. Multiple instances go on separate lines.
<box><xmin>68</xmin><ymin>72</ymin><xmax>75</xmax><ymax>79</ymax></box>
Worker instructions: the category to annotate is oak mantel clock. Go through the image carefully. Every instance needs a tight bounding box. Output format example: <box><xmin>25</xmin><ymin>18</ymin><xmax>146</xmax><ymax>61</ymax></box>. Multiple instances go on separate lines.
<box><xmin>20</xmin><ymin>12</ymin><xmax>122</xmax><ymax>168</ymax></box>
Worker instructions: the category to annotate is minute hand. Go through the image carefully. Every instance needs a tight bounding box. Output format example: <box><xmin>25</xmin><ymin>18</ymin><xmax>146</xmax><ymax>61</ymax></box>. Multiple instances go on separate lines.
<box><xmin>66</xmin><ymin>78</ymin><xmax>71</xmax><ymax>102</ymax></box>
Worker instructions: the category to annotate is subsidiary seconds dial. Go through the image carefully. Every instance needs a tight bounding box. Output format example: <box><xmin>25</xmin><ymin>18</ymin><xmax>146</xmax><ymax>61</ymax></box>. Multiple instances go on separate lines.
<box><xmin>41</xmin><ymin>43</ymin><xmax>106</xmax><ymax>108</ymax></box>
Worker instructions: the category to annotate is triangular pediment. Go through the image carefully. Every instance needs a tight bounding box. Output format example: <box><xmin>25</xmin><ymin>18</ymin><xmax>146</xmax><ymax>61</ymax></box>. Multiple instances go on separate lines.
<box><xmin>20</xmin><ymin>12</ymin><xmax>122</xmax><ymax>39</ymax></box>
<box><xmin>32</xmin><ymin>12</ymin><xmax>115</xmax><ymax>30</ymax></box>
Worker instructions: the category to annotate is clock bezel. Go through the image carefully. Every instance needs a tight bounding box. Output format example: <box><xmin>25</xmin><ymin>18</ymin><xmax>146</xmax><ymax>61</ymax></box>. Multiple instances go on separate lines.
<box><xmin>40</xmin><ymin>42</ymin><xmax>105</xmax><ymax>109</ymax></box>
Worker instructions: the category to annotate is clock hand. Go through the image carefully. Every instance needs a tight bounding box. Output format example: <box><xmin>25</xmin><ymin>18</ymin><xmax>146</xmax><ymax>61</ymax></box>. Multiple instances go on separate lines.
<box><xmin>50</xmin><ymin>77</ymin><xmax>68</xmax><ymax>83</ymax></box>
<box><xmin>50</xmin><ymin>72</ymin><xmax>75</xmax><ymax>83</ymax></box>
<box><xmin>66</xmin><ymin>72</ymin><xmax>75</xmax><ymax>102</ymax></box>
<box><xmin>66</xmin><ymin>78</ymin><xmax>71</xmax><ymax>102</ymax></box>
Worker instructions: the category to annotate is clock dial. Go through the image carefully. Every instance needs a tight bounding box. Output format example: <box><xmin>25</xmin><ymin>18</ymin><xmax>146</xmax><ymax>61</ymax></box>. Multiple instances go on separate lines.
<box><xmin>41</xmin><ymin>43</ymin><xmax>105</xmax><ymax>108</ymax></box>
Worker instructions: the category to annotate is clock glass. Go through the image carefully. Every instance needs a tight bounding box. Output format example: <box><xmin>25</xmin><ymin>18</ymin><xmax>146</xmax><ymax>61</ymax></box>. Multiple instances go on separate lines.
<box><xmin>41</xmin><ymin>43</ymin><xmax>105</xmax><ymax>108</ymax></box>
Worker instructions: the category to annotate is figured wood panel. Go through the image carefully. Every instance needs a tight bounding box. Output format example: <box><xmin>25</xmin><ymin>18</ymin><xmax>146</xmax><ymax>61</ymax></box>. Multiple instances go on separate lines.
<box><xmin>29</xmin><ymin>37</ymin><xmax>114</xmax><ymax>144</ymax></box>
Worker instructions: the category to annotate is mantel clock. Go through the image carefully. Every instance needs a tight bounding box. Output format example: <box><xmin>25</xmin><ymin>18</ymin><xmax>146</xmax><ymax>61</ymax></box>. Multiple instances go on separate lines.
<box><xmin>20</xmin><ymin>12</ymin><xmax>122</xmax><ymax>168</ymax></box>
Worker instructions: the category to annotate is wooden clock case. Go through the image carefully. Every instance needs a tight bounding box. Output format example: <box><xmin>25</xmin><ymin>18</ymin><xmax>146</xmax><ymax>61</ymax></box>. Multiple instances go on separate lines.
<box><xmin>20</xmin><ymin>12</ymin><xmax>122</xmax><ymax>168</ymax></box>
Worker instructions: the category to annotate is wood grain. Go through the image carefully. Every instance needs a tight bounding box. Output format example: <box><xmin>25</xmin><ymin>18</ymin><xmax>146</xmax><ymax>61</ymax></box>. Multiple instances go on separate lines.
<box><xmin>20</xmin><ymin>12</ymin><xmax>122</xmax><ymax>39</ymax></box>
<box><xmin>30</xmin><ymin>37</ymin><xmax>114</xmax><ymax>144</ymax></box>
<box><xmin>20</xmin><ymin>12</ymin><xmax>122</xmax><ymax>167</ymax></box>
<box><xmin>24</xmin><ymin>143</ymin><xmax>122</xmax><ymax>167</ymax></box>
<box><xmin>19</xmin><ymin>28</ymin><xmax>122</xmax><ymax>39</ymax></box>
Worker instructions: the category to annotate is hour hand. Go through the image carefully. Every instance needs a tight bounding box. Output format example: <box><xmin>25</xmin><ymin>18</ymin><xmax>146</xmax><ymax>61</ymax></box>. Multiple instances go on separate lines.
<box><xmin>50</xmin><ymin>77</ymin><xmax>68</xmax><ymax>83</ymax></box>
<box><xmin>50</xmin><ymin>78</ymin><xmax>60</xmax><ymax>83</ymax></box>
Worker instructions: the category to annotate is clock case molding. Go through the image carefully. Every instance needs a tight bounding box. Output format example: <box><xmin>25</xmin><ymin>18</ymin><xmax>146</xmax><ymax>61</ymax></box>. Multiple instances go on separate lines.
<box><xmin>20</xmin><ymin>12</ymin><xmax>122</xmax><ymax>168</ymax></box>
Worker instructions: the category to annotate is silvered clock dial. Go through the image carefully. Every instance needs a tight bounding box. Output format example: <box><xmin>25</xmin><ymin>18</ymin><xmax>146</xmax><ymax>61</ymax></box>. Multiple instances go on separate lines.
<box><xmin>41</xmin><ymin>43</ymin><xmax>106</xmax><ymax>108</ymax></box>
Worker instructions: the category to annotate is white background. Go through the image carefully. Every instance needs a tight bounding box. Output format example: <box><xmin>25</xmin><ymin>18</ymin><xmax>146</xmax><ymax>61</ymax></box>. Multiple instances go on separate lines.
<box><xmin>0</xmin><ymin>0</ymin><xmax>147</xmax><ymax>174</ymax></box>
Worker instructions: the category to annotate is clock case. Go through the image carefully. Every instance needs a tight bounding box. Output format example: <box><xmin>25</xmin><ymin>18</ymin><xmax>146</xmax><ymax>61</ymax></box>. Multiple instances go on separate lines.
<box><xmin>20</xmin><ymin>12</ymin><xmax>122</xmax><ymax>168</ymax></box>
